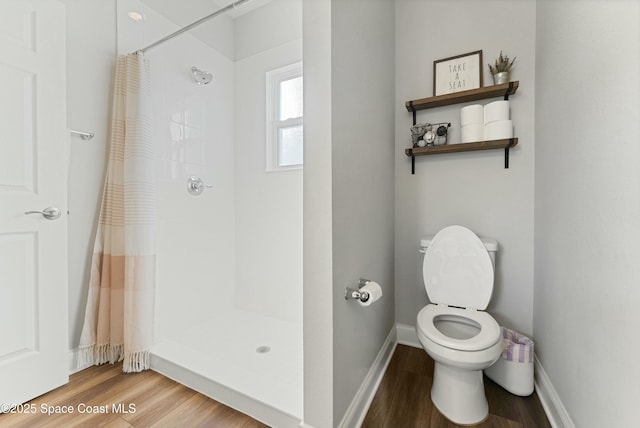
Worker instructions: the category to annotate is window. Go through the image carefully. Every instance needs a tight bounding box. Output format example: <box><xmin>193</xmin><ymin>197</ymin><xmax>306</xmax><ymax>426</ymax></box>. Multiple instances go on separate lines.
<box><xmin>266</xmin><ymin>62</ymin><xmax>303</xmax><ymax>171</ymax></box>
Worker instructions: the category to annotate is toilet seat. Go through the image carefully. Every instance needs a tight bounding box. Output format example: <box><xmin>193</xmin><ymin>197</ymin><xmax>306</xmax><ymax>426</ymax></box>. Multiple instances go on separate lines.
<box><xmin>417</xmin><ymin>304</ymin><xmax>500</xmax><ymax>352</ymax></box>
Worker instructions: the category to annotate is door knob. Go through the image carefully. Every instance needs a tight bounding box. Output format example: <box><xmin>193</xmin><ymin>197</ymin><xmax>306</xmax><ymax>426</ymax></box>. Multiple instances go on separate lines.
<box><xmin>24</xmin><ymin>206</ymin><xmax>61</xmax><ymax>220</ymax></box>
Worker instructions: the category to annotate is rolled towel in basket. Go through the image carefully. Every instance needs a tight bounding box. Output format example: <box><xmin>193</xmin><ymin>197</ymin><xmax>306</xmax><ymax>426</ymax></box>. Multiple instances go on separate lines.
<box><xmin>502</xmin><ymin>327</ymin><xmax>534</xmax><ymax>363</ymax></box>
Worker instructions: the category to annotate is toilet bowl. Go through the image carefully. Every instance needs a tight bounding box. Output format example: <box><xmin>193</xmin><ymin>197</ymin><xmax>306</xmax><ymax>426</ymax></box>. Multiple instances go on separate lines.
<box><xmin>416</xmin><ymin>226</ymin><xmax>503</xmax><ymax>425</ymax></box>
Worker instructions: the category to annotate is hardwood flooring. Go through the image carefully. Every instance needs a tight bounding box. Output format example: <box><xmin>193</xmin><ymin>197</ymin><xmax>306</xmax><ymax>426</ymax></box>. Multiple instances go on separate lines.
<box><xmin>0</xmin><ymin>363</ymin><xmax>267</xmax><ymax>428</ymax></box>
<box><xmin>362</xmin><ymin>344</ymin><xmax>552</xmax><ymax>428</ymax></box>
<box><xmin>0</xmin><ymin>345</ymin><xmax>551</xmax><ymax>428</ymax></box>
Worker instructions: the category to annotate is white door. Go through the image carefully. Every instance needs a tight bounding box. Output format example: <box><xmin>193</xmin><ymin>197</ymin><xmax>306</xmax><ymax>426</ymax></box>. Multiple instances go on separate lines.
<box><xmin>0</xmin><ymin>0</ymin><xmax>68</xmax><ymax>407</ymax></box>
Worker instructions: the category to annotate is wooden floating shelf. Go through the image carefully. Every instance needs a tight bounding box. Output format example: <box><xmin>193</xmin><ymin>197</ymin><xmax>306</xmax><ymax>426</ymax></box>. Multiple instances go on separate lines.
<box><xmin>405</xmin><ymin>138</ymin><xmax>518</xmax><ymax>157</ymax></box>
<box><xmin>405</xmin><ymin>81</ymin><xmax>519</xmax><ymax>112</ymax></box>
<box><xmin>406</xmin><ymin>138</ymin><xmax>518</xmax><ymax>172</ymax></box>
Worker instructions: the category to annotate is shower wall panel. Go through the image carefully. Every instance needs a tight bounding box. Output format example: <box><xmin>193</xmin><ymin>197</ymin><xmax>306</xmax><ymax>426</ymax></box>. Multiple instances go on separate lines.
<box><xmin>234</xmin><ymin>37</ymin><xmax>302</xmax><ymax>323</ymax></box>
<box><xmin>118</xmin><ymin>0</ymin><xmax>236</xmax><ymax>341</ymax></box>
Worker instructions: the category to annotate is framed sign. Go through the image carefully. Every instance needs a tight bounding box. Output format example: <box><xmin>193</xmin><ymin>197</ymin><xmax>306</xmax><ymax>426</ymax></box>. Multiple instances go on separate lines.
<box><xmin>433</xmin><ymin>50</ymin><xmax>483</xmax><ymax>96</ymax></box>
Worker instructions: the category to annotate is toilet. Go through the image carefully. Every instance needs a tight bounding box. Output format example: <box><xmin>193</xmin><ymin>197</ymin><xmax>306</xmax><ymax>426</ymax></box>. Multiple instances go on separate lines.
<box><xmin>416</xmin><ymin>225</ymin><xmax>503</xmax><ymax>425</ymax></box>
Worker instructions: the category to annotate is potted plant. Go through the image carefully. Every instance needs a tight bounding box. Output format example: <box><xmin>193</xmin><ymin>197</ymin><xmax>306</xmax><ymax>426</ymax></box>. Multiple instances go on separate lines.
<box><xmin>488</xmin><ymin>51</ymin><xmax>516</xmax><ymax>85</ymax></box>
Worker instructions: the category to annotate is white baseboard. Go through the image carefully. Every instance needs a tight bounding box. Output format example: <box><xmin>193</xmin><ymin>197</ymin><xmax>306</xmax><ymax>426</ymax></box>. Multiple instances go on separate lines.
<box><xmin>337</xmin><ymin>326</ymin><xmax>397</xmax><ymax>428</ymax></box>
<box><xmin>68</xmin><ymin>348</ymin><xmax>92</xmax><ymax>375</ymax></box>
<box><xmin>395</xmin><ymin>323</ymin><xmax>421</xmax><ymax>348</ymax></box>
<box><xmin>534</xmin><ymin>356</ymin><xmax>575</xmax><ymax>428</ymax></box>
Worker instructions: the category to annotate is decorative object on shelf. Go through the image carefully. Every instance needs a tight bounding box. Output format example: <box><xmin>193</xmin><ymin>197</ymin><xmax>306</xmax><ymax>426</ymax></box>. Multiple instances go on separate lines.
<box><xmin>429</xmin><ymin>122</ymin><xmax>451</xmax><ymax>146</ymax></box>
<box><xmin>434</xmin><ymin>50</ymin><xmax>483</xmax><ymax>96</ymax></box>
<box><xmin>488</xmin><ymin>51</ymin><xmax>516</xmax><ymax>85</ymax></box>
<box><xmin>411</xmin><ymin>123</ymin><xmax>429</xmax><ymax>147</ymax></box>
<box><xmin>411</xmin><ymin>122</ymin><xmax>451</xmax><ymax>147</ymax></box>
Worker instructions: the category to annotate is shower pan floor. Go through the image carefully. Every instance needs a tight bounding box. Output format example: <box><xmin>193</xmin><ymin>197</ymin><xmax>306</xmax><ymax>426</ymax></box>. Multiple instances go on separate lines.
<box><xmin>150</xmin><ymin>307</ymin><xmax>302</xmax><ymax>427</ymax></box>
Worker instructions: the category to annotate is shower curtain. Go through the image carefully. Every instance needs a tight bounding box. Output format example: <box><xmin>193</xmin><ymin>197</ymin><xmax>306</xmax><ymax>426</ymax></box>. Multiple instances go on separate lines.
<box><xmin>78</xmin><ymin>53</ymin><xmax>156</xmax><ymax>373</ymax></box>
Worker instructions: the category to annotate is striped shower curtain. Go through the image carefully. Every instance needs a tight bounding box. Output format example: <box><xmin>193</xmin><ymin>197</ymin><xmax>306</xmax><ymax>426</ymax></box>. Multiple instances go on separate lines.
<box><xmin>78</xmin><ymin>52</ymin><xmax>156</xmax><ymax>373</ymax></box>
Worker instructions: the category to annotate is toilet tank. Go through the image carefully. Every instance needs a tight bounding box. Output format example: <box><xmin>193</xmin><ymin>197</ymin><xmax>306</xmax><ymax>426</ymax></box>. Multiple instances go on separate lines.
<box><xmin>419</xmin><ymin>235</ymin><xmax>498</xmax><ymax>268</ymax></box>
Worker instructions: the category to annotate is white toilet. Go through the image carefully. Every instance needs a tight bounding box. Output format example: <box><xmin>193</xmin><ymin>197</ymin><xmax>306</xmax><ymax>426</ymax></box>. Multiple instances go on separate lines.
<box><xmin>416</xmin><ymin>225</ymin><xmax>503</xmax><ymax>425</ymax></box>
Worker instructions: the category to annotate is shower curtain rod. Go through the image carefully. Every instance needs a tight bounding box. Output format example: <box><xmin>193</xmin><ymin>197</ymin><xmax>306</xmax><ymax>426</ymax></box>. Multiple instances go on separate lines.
<box><xmin>136</xmin><ymin>0</ymin><xmax>252</xmax><ymax>54</ymax></box>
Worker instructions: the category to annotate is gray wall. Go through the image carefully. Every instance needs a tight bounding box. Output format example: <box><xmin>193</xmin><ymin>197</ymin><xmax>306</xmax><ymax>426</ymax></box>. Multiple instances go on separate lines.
<box><xmin>394</xmin><ymin>0</ymin><xmax>536</xmax><ymax>335</ymax></box>
<box><xmin>331</xmin><ymin>0</ymin><xmax>395</xmax><ymax>425</ymax></box>
<box><xmin>302</xmin><ymin>0</ymin><xmax>396</xmax><ymax>426</ymax></box>
<box><xmin>534</xmin><ymin>1</ymin><xmax>640</xmax><ymax>426</ymax></box>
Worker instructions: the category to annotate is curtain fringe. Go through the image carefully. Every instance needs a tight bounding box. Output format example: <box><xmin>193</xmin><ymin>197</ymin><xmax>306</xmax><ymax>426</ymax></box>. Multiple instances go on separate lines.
<box><xmin>78</xmin><ymin>344</ymin><xmax>149</xmax><ymax>372</ymax></box>
<box><xmin>123</xmin><ymin>350</ymin><xmax>150</xmax><ymax>373</ymax></box>
<box><xmin>77</xmin><ymin>343</ymin><xmax>151</xmax><ymax>371</ymax></box>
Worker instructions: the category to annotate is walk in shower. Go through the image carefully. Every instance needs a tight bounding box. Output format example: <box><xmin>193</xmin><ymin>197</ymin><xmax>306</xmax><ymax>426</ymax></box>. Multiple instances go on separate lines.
<box><xmin>117</xmin><ymin>1</ymin><xmax>303</xmax><ymax>425</ymax></box>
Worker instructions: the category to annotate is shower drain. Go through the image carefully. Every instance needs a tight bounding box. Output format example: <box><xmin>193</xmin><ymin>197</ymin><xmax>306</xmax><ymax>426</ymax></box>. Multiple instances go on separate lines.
<box><xmin>255</xmin><ymin>346</ymin><xmax>271</xmax><ymax>354</ymax></box>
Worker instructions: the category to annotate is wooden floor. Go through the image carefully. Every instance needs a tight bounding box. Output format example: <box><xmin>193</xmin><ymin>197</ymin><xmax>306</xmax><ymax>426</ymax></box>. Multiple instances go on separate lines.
<box><xmin>0</xmin><ymin>363</ymin><xmax>267</xmax><ymax>428</ymax></box>
<box><xmin>363</xmin><ymin>345</ymin><xmax>551</xmax><ymax>428</ymax></box>
<box><xmin>0</xmin><ymin>345</ymin><xmax>551</xmax><ymax>428</ymax></box>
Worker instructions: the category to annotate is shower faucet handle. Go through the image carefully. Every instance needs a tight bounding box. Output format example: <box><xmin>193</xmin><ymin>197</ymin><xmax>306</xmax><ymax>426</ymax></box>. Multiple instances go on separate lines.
<box><xmin>187</xmin><ymin>176</ymin><xmax>212</xmax><ymax>196</ymax></box>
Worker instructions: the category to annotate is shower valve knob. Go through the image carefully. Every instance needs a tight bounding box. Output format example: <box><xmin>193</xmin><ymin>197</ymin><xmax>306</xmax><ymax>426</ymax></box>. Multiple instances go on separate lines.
<box><xmin>187</xmin><ymin>176</ymin><xmax>212</xmax><ymax>196</ymax></box>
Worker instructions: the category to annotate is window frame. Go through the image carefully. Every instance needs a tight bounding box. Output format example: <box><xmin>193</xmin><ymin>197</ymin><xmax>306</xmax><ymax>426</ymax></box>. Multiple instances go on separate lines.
<box><xmin>266</xmin><ymin>62</ymin><xmax>303</xmax><ymax>172</ymax></box>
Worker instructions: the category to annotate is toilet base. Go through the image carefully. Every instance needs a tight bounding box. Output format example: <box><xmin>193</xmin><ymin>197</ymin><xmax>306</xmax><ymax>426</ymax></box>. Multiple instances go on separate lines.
<box><xmin>431</xmin><ymin>362</ymin><xmax>489</xmax><ymax>425</ymax></box>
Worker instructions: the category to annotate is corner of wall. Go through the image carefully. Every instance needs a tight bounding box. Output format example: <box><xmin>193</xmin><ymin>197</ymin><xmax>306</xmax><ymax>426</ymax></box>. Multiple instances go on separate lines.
<box><xmin>534</xmin><ymin>356</ymin><xmax>576</xmax><ymax>428</ymax></box>
<box><xmin>337</xmin><ymin>327</ymin><xmax>397</xmax><ymax>428</ymax></box>
<box><xmin>302</xmin><ymin>0</ymin><xmax>334</xmax><ymax>426</ymax></box>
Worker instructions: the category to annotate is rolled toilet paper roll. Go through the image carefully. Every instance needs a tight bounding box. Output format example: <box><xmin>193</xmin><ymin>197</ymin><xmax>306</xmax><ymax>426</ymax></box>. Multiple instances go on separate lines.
<box><xmin>359</xmin><ymin>281</ymin><xmax>382</xmax><ymax>307</ymax></box>
<box><xmin>484</xmin><ymin>100</ymin><xmax>510</xmax><ymax>124</ymax></box>
<box><xmin>460</xmin><ymin>104</ymin><xmax>483</xmax><ymax>126</ymax></box>
<box><xmin>461</xmin><ymin>123</ymin><xmax>484</xmax><ymax>143</ymax></box>
<box><xmin>485</xmin><ymin>120</ymin><xmax>513</xmax><ymax>140</ymax></box>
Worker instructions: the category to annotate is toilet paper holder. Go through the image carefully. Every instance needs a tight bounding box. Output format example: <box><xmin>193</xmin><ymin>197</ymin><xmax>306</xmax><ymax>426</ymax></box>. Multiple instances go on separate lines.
<box><xmin>345</xmin><ymin>278</ymin><xmax>372</xmax><ymax>303</ymax></box>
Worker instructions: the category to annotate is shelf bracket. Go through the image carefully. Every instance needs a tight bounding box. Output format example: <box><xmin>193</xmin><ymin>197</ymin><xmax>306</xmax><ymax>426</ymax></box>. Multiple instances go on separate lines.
<box><xmin>504</xmin><ymin>81</ymin><xmax>516</xmax><ymax>101</ymax></box>
<box><xmin>411</xmin><ymin>155</ymin><xmax>415</xmax><ymax>174</ymax></box>
<box><xmin>407</xmin><ymin>100</ymin><xmax>417</xmax><ymax>125</ymax></box>
<box><xmin>504</xmin><ymin>138</ymin><xmax>519</xmax><ymax>168</ymax></box>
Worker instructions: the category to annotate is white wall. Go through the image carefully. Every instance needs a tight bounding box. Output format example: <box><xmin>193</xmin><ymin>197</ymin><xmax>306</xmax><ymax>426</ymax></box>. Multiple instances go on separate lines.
<box><xmin>395</xmin><ymin>0</ymin><xmax>536</xmax><ymax>336</ymax></box>
<box><xmin>302</xmin><ymin>0</ymin><xmax>334</xmax><ymax>425</ymax></box>
<box><xmin>233</xmin><ymin>0</ymin><xmax>303</xmax><ymax>323</ymax></box>
<box><xmin>534</xmin><ymin>2</ymin><xmax>640</xmax><ymax>426</ymax></box>
<box><xmin>234</xmin><ymin>0</ymin><xmax>302</xmax><ymax>61</ymax></box>
<box><xmin>65</xmin><ymin>0</ymin><xmax>116</xmax><ymax>350</ymax></box>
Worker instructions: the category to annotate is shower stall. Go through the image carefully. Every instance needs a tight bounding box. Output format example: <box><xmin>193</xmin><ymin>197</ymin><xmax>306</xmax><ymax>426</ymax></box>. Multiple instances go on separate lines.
<box><xmin>117</xmin><ymin>1</ymin><xmax>303</xmax><ymax>426</ymax></box>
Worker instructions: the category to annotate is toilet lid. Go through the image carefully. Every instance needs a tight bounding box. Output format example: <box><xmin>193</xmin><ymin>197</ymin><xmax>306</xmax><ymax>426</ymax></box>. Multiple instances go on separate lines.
<box><xmin>423</xmin><ymin>225</ymin><xmax>494</xmax><ymax>310</ymax></box>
